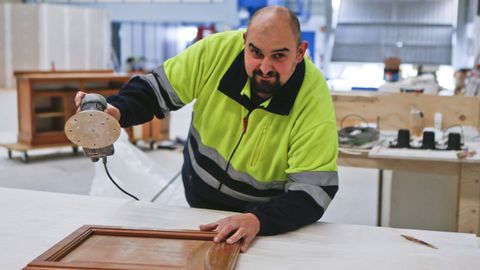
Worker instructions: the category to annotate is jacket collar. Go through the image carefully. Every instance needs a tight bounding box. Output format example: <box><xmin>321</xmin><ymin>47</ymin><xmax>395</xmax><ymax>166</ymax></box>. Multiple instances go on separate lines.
<box><xmin>218</xmin><ymin>50</ymin><xmax>305</xmax><ymax>115</ymax></box>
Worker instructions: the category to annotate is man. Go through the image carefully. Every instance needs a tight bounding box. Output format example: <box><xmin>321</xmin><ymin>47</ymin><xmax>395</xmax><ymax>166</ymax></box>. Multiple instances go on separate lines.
<box><xmin>76</xmin><ymin>6</ymin><xmax>338</xmax><ymax>252</ymax></box>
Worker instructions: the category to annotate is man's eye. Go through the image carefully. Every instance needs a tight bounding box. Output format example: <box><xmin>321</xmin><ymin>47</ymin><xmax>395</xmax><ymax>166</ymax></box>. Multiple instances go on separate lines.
<box><xmin>273</xmin><ymin>54</ymin><xmax>284</xmax><ymax>59</ymax></box>
<box><xmin>251</xmin><ymin>49</ymin><xmax>262</xmax><ymax>57</ymax></box>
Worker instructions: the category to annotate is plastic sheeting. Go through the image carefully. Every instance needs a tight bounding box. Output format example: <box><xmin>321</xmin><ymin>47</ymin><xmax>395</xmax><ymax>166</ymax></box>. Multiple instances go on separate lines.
<box><xmin>89</xmin><ymin>129</ymin><xmax>177</xmax><ymax>202</ymax></box>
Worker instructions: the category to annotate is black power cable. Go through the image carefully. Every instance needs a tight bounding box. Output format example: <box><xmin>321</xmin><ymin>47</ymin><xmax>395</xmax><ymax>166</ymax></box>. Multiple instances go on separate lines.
<box><xmin>102</xmin><ymin>157</ymin><xmax>139</xmax><ymax>201</ymax></box>
<box><xmin>101</xmin><ymin>156</ymin><xmax>181</xmax><ymax>202</ymax></box>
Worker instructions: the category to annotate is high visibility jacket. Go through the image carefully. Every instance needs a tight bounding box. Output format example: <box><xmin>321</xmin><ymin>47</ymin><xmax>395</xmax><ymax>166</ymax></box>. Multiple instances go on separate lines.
<box><xmin>107</xmin><ymin>30</ymin><xmax>338</xmax><ymax>235</ymax></box>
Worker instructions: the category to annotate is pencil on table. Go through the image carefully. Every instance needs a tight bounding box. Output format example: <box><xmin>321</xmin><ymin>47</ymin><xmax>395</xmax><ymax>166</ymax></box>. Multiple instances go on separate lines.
<box><xmin>401</xmin><ymin>234</ymin><xmax>438</xmax><ymax>249</ymax></box>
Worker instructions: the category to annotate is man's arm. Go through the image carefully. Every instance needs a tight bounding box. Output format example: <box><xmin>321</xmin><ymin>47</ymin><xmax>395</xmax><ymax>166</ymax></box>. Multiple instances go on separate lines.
<box><xmin>200</xmin><ymin>120</ymin><xmax>338</xmax><ymax>250</ymax></box>
<box><xmin>245</xmin><ymin>183</ymin><xmax>338</xmax><ymax>235</ymax></box>
<box><xmin>75</xmin><ymin>76</ymin><xmax>167</xmax><ymax>128</ymax></box>
<box><xmin>199</xmin><ymin>184</ymin><xmax>337</xmax><ymax>252</ymax></box>
<box><xmin>106</xmin><ymin>76</ymin><xmax>168</xmax><ymax>127</ymax></box>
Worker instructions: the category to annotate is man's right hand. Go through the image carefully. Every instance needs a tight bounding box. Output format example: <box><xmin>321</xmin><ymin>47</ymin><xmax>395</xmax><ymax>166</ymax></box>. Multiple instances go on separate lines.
<box><xmin>74</xmin><ymin>91</ymin><xmax>121</xmax><ymax>121</ymax></box>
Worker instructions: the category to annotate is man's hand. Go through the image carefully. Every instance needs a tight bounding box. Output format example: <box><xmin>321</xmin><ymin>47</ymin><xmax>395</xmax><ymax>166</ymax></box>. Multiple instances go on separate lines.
<box><xmin>74</xmin><ymin>91</ymin><xmax>121</xmax><ymax>121</ymax></box>
<box><xmin>199</xmin><ymin>213</ymin><xmax>260</xmax><ymax>253</ymax></box>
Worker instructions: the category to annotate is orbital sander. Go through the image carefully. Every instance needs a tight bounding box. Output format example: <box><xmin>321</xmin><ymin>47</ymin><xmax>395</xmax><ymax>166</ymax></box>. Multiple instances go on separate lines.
<box><xmin>65</xmin><ymin>93</ymin><xmax>121</xmax><ymax>162</ymax></box>
<box><xmin>64</xmin><ymin>94</ymin><xmax>139</xmax><ymax>200</ymax></box>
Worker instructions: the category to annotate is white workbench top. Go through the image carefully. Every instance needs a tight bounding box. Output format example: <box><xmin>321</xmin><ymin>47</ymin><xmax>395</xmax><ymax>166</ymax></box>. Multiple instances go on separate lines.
<box><xmin>1</xmin><ymin>187</ymin><xmax>479</xmax><ymax>270</ymax></box>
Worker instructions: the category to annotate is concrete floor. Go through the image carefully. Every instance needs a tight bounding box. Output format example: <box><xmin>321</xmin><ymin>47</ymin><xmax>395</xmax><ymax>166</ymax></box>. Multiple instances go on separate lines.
<box><xmin>0</xmin><ymin>88</ymin><xmax>380</xmax><ymax>226</ymax></box>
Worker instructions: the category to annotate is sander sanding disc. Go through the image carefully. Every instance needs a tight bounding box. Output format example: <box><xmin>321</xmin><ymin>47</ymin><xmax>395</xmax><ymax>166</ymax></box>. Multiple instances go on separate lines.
<box><xmin>64</xmin><ymin>111</ymin><xmax>121</xmax><ymax>148</ymax></box>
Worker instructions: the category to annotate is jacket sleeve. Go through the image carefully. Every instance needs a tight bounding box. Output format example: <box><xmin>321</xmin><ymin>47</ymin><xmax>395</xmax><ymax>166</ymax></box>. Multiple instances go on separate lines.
<box><xmin>245</xmin><ymin>188</ymin><xmax>337</xmax><ymax>235</ymax></box>
<box><xmin>245</xmin><ymin>121</ymin><xmax>339</xmax><ymax>235</ymax></box>
<box><xmin>106</xmin><ymin>36</ymin><xmax>210</xmax><ymax>127</ymax></box>
<box><xmin>107</xmin><ymin>76</ymin><xmax>166</xmax><ymax>127</ymax></box>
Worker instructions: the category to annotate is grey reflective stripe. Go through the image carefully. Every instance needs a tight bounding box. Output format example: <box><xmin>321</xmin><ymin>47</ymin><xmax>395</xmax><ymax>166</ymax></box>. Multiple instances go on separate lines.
<box><xmin>187</xmin><ymin>140</ymin><xmax>272</xmax><ymax>202</ymax></box>
<box><xmin>153</xmin><ymin>65</ymin><xmax>185</xmax><ymax>107</ymax></box>
<box><xmin>138</xmin><ymin>66</ymin><xmax>184</xmax><ymax>111</ymax></box>
<box><xmin>289</xmin><ymin>171</ymin><xmax>338</xmax><ymax>187</ymax></box>
<box><xmin>190</xmin><ymin>127</ymin><xmax>286</xmax><ymax>190</ymax></box>
<box><xmin>190</xmin><ymin>126</ymin><xmax>229</xmax><ymax>169</ymax></box>
<box><xmin>286</xmin><ymin>183</ymin><xmax>333</xmax><ymax>209</ymax></box>
<box><xmin>219</xmin><ymin>183</ymin><xmax>272</xmax><ymax>202</ymax></box>
<box><xmin>140</xmin><ymin>74</ymin><xmax>170</xmax><ymax>111</ymax></box>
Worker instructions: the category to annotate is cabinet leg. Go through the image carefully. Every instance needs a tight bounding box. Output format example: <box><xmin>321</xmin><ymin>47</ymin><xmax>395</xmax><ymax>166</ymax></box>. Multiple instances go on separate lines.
<box><xmin>72</xmin><ymin>146</ymin><xmax>79</xmax><ymax>155</ymax></box>
<box><xmin>150</xmin><ymin>141</ymin><xmax>155</xmax><ymax>150</ymax></box>
<box><xmin>7</xmin><ymin>150</ymin><xmax>12</xmax><ymax>159</ymax></box>
<box><xmin>23</xmin><ymin>151</ymin><xmax>29</xmax><ymax>163</ymax></box>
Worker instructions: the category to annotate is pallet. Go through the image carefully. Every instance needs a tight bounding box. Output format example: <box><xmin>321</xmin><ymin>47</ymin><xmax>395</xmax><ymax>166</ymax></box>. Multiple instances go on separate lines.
<box><xmin>0</xmin><ymin>142</ymin><xmax>79</xmax><ymax>163</ymax></box>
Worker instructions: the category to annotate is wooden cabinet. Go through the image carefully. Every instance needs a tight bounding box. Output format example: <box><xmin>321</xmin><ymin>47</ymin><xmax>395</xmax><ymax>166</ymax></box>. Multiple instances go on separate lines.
<box><xmin>2</xmin><ymin>71</ymin><xmax>172</xmax><ymax>161</ymax></box>
<box><xmin>15</xmin><ymin>73</ymin><xmax>129</xmax><ymax>146</ymax></box>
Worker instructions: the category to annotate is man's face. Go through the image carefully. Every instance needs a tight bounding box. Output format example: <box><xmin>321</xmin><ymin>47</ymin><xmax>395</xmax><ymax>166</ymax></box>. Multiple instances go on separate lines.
<box><xmin>244</xmin><ymin>20</ymin><xmax>307</xmax><ymax>97</ymax></box>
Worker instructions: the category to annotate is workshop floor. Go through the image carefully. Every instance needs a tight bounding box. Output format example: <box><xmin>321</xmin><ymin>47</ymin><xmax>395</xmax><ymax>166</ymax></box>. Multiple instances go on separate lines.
<box><xmin>0</xmin><ymin>88</ymin><xmax>379</xmax><ymax>226</ymax></box>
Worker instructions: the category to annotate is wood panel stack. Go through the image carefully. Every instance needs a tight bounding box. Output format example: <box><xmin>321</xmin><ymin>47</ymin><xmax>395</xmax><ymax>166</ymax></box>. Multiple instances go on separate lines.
<box><xmin>0</xmin><ymin>3</ymin><xmax>111</xmax><ymax>88</ymax></box>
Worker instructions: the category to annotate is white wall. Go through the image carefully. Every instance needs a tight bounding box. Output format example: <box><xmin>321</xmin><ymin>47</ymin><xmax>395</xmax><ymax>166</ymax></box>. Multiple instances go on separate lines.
<box><xmin>0</xmin><ymin>3</ymin><xmax>111</xmax><ymax>88</ymax></box>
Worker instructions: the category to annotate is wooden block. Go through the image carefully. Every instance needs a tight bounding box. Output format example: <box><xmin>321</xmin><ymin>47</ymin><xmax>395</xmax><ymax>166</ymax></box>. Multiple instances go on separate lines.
<box><xmin>131</xmin><ymin>123</ymin><xmax>151</xmax><ymax>140</ymax></box>
<box><xmin>151</xmin><ymin>114</ymin><xmax>170</xmax><ymax>141</ymax></box>
<box><xmin>23</xmin><ymin>225</ymin><xmax>240</xmax><ymax>270</ymax></box>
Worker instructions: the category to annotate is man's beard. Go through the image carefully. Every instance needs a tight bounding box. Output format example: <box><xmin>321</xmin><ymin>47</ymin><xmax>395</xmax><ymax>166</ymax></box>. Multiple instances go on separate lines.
<box><xmin>250</xmin><ymin>69</ymin><xmax>281</xmax><ymax>96</ymax></box>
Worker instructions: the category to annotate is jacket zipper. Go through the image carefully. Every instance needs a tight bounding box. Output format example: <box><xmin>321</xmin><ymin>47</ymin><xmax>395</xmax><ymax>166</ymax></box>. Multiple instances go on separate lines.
<box><xmin>218</xmin><ymin>109</ymin><xmax>254</xmax><ymax>191</ymax></box>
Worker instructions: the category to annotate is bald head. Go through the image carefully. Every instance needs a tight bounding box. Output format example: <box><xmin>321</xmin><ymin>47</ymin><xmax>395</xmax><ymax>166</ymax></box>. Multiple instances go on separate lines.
<box><xmin>247</xmin><ymin>6</ymin><xmax>301</xmax><ymax>45</ymax></box>
<box><xmin>243</xmin><ymin>5</ymin><xmax>308</xmax><ymax>95</ymax></box>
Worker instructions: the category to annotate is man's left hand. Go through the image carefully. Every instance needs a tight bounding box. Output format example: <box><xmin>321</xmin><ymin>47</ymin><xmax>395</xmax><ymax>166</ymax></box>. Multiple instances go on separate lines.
<box><xmin>199</xmin><ymin>213</ymin><xmax>260</xmax><ymax>252</ymax></box>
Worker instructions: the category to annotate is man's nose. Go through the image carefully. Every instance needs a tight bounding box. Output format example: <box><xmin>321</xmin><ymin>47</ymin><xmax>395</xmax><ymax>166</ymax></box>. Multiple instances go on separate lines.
<box><xmin>259</xmin><ymin>58</ymin><xmax>273</xmax><ymax>74</ymax></box>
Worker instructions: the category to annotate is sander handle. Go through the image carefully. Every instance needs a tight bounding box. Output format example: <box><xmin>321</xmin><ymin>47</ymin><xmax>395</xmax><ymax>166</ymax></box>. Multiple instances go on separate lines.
<box><xmin>81</xmin><ymin>93</ymin><xmax>108</xmax><ymax>112</ymax></box>
<box><xmin>78</xmin><ymin>93</ymin><xmax>115</xmax><ymax>162</ymax></box>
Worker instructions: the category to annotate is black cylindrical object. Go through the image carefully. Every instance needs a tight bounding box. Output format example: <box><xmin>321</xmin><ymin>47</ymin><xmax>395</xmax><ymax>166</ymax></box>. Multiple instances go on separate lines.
<box><xmin>81</xmin><ymin>93</ymin><xmax>108</xmax><ymax>112</ymax></box>
<box><xmin>447</xmin><ymin>133</ymin><xmax>461</xmax><ymax>150</ymax></box>
<box><xmin>80</xmin><ymin>94</ymin><xmax>113</xmax><ymax>162</ymax></box>
<box><xmin>397</xmin><ymin>129</ymin><xmax>410</xmax><ymax>148</ymax></box>
<box><xmin>422</xmin><ymin>131</ymin><xmax>436</xmax><ymax>150</ymax></box>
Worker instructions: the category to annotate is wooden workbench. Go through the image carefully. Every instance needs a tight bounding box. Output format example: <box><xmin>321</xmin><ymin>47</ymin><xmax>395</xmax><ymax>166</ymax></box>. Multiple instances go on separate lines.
<box><xmin>338</xmin><ymin>147</ymin><xmax>480</xmax><ymax>236</ymax></box>
<box><xmin>333</xmin><ymin>91</ymin><xmax>480</xmax><ymax>236</ymax></box>
<box><xmin>1</xmin><ymin>187</ymin><xmax>479</xmax><ymax>269</ymax></box>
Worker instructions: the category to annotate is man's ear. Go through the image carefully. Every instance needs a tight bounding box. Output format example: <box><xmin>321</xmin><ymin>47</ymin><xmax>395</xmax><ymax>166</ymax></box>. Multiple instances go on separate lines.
<box><xmin>243</xmin><ymin>32</ymin><xmax>247</xmax><ymax>44</ymax></box>
<box><xmin>296</xmin><ymin>41</ymin><xmax>308</xmax><ymax>63</ymax></box>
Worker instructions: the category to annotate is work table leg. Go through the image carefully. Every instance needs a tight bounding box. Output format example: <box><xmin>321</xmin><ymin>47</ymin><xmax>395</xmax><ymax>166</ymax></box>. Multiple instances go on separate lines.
<box><xmin>458</xmin><ymin>164</ymin><xmax>480</xmax><ymax>235</ymax></box>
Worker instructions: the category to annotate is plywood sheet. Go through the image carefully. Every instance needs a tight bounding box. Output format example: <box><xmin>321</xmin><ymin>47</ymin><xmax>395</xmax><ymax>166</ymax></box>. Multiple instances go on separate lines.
<box><xmin>0</xmin><ymin>4</ymin><xmax>6</xmax><ymax>87</ymax></box>
<box><xmin>67</xmin><ymin>7</ymin><xmax>87</xmax><ymax>69</ymax></box>
<box><xmin>333</xmin><ymin>92</ymin><xmax>480</xmax><ymax>130</ymax></box>
<box><xmin>44</xmin><ymin>5</ymin><xmax>67</xmax><ymax>70</ymax></box>
<box><xmin>89</xmin><ymin>9</ymin><xmax>109</xmax><ymax>69</ymax></box>
<box><xmin>11</xmin><ymin>4</ymin><xmax>40</xmax><ymax>71</ymax></box>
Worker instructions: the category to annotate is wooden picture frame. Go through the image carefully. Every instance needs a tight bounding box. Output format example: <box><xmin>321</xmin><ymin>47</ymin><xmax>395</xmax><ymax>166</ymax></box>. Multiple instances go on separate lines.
<box><xmin>23</xmin><ymin>225</ymin><xmax>241</xmax><ymax>270</ymax></box>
